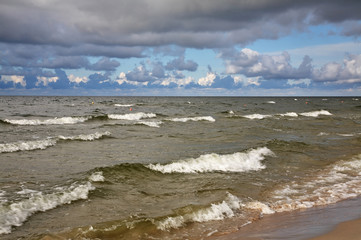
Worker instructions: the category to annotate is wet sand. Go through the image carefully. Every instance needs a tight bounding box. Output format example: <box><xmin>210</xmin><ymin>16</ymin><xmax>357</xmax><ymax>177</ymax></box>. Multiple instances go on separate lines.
<box><xmin>211</xmin><ymin>196</ymin><xmax>361</xmax><ymax>240</ymax></box>
<box><xmin>310</xmin><ymin>218</ymin><xmax>361</xmax><ymax>240</ymax></box>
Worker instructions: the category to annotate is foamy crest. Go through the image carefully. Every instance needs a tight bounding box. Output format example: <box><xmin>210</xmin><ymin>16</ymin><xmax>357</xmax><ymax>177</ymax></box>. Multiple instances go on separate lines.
<box><xmin>0</xmin><ymin>139</ymin><xmax>56</xmax><ymax>153</ymax></box>
<box><xmin>108</xmin><ymin>112</ymin><xmax>156</xmax><ymax>121</ymax></box>
<box><xmin>242</xmin><ymin>114</ymin><xmax>272</xmax><ymax>120</ymax></box>
<box><xmin>114</xmin><ymin>104</ymin><xmax>133</xmax><ymax>107</ymax></box>
<box><xmin>0</xmin><ymin>182</ymin><xmax>94</xmax><ymax>235</ymax></box>
<box><xmin>4</xmin><ymin>117</ymin><xmax>89</xmax><ymax>125</ymax></box>
<box><xmin>271</xmin><ymin>154</ymin><xmax>361</xmax><ymax>212</ymax></box>
<box><xmin>156</xmin><ymin>193</ymin><xmax>242</xmax><ymax>231</ymax></box>
<box><xmin>89</xmin><ymin>172</ymin><xmax>105</xmax><ymax>182</ymax></box>
<box><xmin>168</xmin><ymin>116</ymin><xmax>215</xmax><ymax>122</ymax></box>
<box><xmin>300</xmin><ymin>110</ymin><xmax>332</xmax><ymax>117</ymax></box>
<box><xmin>58</xmin><ymin>131</ymin><xmax>111</xmax><ymax>141</ymax></box>
<box><xmin>279</xmin><ymin>112</ymin><xmax>298</xmax><ymax>117</ymax></box>
<box><xmin>138</xmin><ymin>121</ymin><xmax>163</xmax><ymax>128</ymax></box>
<box><xmin>147</xmin><ymin>147</ymin><xmax>274</xmax><ymax>174</ymax></box>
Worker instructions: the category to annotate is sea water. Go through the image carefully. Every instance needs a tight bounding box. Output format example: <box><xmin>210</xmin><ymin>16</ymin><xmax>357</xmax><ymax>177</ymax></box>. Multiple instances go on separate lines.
<box><xmin>0</xmin><ymin>96</ymin><xmax>360</xmax><ymax>239</ymax></box>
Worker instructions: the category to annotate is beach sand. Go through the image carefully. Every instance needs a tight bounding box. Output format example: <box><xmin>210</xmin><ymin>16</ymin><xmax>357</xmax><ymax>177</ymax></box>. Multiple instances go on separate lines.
<box><xmin>210</xmin><ymin>196</ymin><xmax>361</xmax><ymax>240</ymax></box>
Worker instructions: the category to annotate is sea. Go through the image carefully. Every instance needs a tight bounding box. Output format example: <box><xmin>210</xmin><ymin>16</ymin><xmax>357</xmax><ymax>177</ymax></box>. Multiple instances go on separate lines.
<box><xmin>0</xmin><ymin>96</ymin><xmax>360</xmax><ymax>240</ymax></box>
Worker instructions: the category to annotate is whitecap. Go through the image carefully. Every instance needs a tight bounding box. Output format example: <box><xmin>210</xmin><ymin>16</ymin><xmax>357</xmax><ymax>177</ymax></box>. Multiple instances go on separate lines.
<box><xmin>279</xmin><ymin>112</ymin><xmax>298</xmax><ymax>117</ymax></box>
<box><xmin>0</xmin><ymin>139</ymin><xmax>56</xmax><ymax>153</ymax></box>
<box><xmin>156</xmin><ymin>193</ymin><xmax>243</xmax><ymax>231</ymax></box>
<box><xmin>299</xmin><ymin>110</ymin><xmax>332</xmax><ymax>117</ymax></box>
<box><xmin>108</xmin><ymin>112</ymin><xmax>156</xmax><ymax>121</ymax></box>
<box><xmin>89</xmin><ymin>172</ymin><xmax>105</xmax><ymax>182</ymax></box>
<box><xmin>147</xmin><ymin>147</ymin><xmax>274</xmax><ymax>174</ymax></box>
<box><xmin>0</xmin><ymin>182</ymin><xmax>94</xmax><ymax>235</ymax></box>
<box><xmin>267</xmin><ymin>101</ymin><xmax>276</xmax><ymax>104</ymax></box>
<box><xmin>3</xmin><ymin>117</ymin><xmax>89</xmax><ymax>125</ymax></box>
<box><xmin>167</xmin><ymin>116</ymin><xmax>215</xmax><ymax>122</ymax></box>
<box><xmin>114</xmin><ymin>104</ymin><xmax>134</xmax><ymax>107</ymax></box>
<box><xmin>242</xmin><ymin>114</ymin><xmax>272</xmax><ymax>120</ymax></box>
<box><xmin>138</xmin><ymin>121</ymin><xmax>163</xmax><ymax>128</ymax></box>
<box><xmin>58</xmin><ymin>131</ymin><xmax>111</xmax><ymax>141</ymax></box>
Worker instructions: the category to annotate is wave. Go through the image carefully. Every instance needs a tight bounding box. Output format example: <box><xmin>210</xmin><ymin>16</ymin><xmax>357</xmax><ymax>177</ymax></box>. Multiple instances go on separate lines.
<box><xmin>270</xmin><ymin>154</ymin><xmax>361</xmax><ymax>212</ymax></box>
<box><xmin>0</xmin><ymin>132</ymin><xmax>111</xmax><ymax>153</ymax></box>
<box><xmin>114</xmin><ymin>104</ymin><xmax>134</xmax><ymax>107</ymax></box>
<box><xmin>0</xmin><ymin>139</ymin><xmax>57</xmax><ymax>153</ymax></box>
<box><xmin>3</xmin><ymin>116</ymin><xmax>90</xmax><ymax>126</ymax></box>
<box><xmin>137</xmin><ymin>121</ymin><xmax>163</xmax><ymax>128</ymax></box>
<box><xmin>242</xmin><ymin>110</ymin><xmax>332</xmax><ymax>120</ymax></box>
<box><xmin>242</xmin><ymin>114</ymin><xmax>273</xmax><ymax>120</ymax></box>
<box><xmin>156</xmin><ymin>192</ymin><xmax>243</xmax><ymax>230</ymax></box>
<box><xmin>167</xmin><ymin>116</ymin><xmax>216</xmax><ymax>122</ymax></box>
<box><xmin>58</xmin><ymin>131</ymin><xmax>111</xmax><ymax>141</ymax></box>
<box><xmin>146</xmin><ymin>147</ymin><xmax>274</xmax><ymax>174</ymax></box>
<box><xmin>108</xmin><ymin>112</ymin><xmax>156</xmax><ymax>121</ymax></box>
<box><xmin>0</xmin><ymin>181</ymin><xmax>95</xmax><ymax>235</ymax></box>
<box><xmin>299</xmin><ymin>110</ymin><xmax>332</xmax><ymax>117</ymax></box>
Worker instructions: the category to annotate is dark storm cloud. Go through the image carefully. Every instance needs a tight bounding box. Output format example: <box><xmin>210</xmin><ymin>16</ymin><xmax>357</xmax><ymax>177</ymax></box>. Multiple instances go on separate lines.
<box><xmin>1</xmin><ymin>0</ymin><xmax>360</xmax><ymax>48</ymax></box>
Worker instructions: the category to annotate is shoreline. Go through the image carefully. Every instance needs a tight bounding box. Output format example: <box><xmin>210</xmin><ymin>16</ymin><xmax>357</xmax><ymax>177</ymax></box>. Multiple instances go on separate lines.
<box><xmin>210</xmin><ymin>196</ymin><xmax>361</xmax><ymax>240</ymax></box>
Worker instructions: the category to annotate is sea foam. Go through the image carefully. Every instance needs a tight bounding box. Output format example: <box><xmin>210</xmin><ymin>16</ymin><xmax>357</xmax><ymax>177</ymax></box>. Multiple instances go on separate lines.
<box><xmin>0</xmin><ymin>182</ymin><xmax>95</xmax><ymax>235</ymax></box>
<box><xmin>0</xmin><ymin>139</ymin><xmax>56</xmax><ymax>153</ymax></box>
<box><xmin>299</xmin><ymin>110</ymin><xmax>332</xmax><ymax>117</ymax></box>
<box><xmin>167</xmin><ymin>116</ymin><xmax>216</xmax><ymax>122</ymax></box>
<box><xmin>0</xmin><ymin>132</ymin><xmax>111</xmax><ymax>153</ymax></box>
<box><xmin>156</xmin><ymin>193</ymin><xmax>243</xmax><ymax>231</ymax></box>
<box><xmin>147</xmin><ymin>147</ymin><xmax>274</xmax><ymax>174</ymax></box>
<box><xmin>3</xmin><ymin>117</ymin><xmax>89</xmax><ymax>125</ymax></box>
<box><xmin>108</xmin><ymin>112</ymin><xmax>156</xmax><ymax>121</ymax></box>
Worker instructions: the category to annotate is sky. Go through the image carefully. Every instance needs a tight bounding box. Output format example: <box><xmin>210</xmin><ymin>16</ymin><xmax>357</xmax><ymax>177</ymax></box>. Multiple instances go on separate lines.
<box><xmin>1</xmin><ymin>0</ymin><xmax>361</xmax><ymax>96</ymax></box>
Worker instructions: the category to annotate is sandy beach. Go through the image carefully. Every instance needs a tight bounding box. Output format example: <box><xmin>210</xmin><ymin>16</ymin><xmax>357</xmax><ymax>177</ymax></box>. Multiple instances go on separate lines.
<box><xmin>310</xmin><ymin>218</ymin><xmax>361</xmax><ymax>240</ymax></box>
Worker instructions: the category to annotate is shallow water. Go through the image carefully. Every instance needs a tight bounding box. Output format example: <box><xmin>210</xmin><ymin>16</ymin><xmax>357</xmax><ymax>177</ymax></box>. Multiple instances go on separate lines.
<box><xmin>0</xmin><ymin>96</ymin><xmax>360</xmax><ymax>239</ymax></box>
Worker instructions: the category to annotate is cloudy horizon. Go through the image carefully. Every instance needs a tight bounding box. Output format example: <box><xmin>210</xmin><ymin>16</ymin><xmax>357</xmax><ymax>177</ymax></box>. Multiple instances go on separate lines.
<box><xmin>1</xmin><ymin>0</ymin><xmax>361</xmax><ymax>96</ymax></box>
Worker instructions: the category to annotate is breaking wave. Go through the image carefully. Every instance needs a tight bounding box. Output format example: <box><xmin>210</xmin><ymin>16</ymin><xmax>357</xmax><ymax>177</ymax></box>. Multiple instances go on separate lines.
<box><xmin>108</xmin><ymin>112</ymin><xmax>156</xmax><ymax>121</ymax></box>
<box><xmin>270</xmin><ymin>154</ymin><xmax>361</xmax><ymax>212</ymax></box>
<box><xmin>167</xmin><ymin>116</ymin><xmax>216</xmax><ymax>122</ymax></box>
<box><xmin>3</xmin><ymin>116</ymin><xmax>89</xmax><ymax>125</ymax></box>
<box><xmin>0</xmin><ymin>132</ymin><xmax>111</xmax><ymax>153</ymax></box>
<box><xmin>0</xmin><ymin>181</ymin><xmax>95</xmax><ymax>235</ymax></box>
<box><xmin>299</xmin><ymin>110</ymin><xmax>332</xmax><ymax>117</ymax></box>
<box><xmin>146</xmin><ymin>147</ymin><xmax>274</xmax><ymax>174</ymax></box>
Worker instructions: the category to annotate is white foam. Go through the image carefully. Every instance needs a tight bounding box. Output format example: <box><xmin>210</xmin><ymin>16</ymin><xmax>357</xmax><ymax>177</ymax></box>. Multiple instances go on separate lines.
<box><xmin>167</xmin><ymin>116</ymin><xmax>215</xmax><ymax>122</ymax></box>
<box><xmin>58</xmin><ymin>131</ymin><xmax>111</xmax><ymax>141</ymax></box>
<box><xmin>242</xmin><ymin>114</ymin><xmax>272</xmax><ymax>120</ymax></box>
<box><xmin>89</xmin><ymin>172</ymin><xmax>105</xmax><ymax>182</ymax></box>
<box><xmin>271</xmin><ymin>154</ymin><xmax>361</xmax><ymax>212</ymax></box>
<box><xmin>147</xmin><ymin>147</ymin><xmax>274</xmax><ymax>174</ymax></box>
<box><xmin>3</xmin><ymin>117</ymin><xmax>89</xmax><ymax>125</ymax></box>
<box><xmin>279</xmin><ymin>112</ymin><xmax>298</xmax><ymax>117</ymax></box>
<box><xmin>0</xmin><ymin>182</ymin><xmax>94</xmax><ymax>235</ymax></box>
<box><xmin>108</xmin><ymin>112</ymin><xmax>156</xmax><ymax>121</ymax></box>
<box><xmin>114</xmin><ymin>104</ymin><xmax>133</xmax><ymax>107</ymax></box>
<box><xmin>0</xmin><ymin>139</ymin><xmax>56</xmax><ymax>153</ymax></box>
<box><xmin>300</xmin><ymin>110</ymin><xmax>332</xmax><ymax>117</ymax></box>
<box><xmin>138</xmin><ymin>121</ymin><xmax>163</xmax><ymax>128</ymax></box>
<box><xmin>156</xmin><ymin>193</ymin><xmax>243</xmax><ymax>231</ymax></box>
<box><xmin>267</xmin><ymin>101</ymin><xmax>276</xmax><ymax>104</ymax></box>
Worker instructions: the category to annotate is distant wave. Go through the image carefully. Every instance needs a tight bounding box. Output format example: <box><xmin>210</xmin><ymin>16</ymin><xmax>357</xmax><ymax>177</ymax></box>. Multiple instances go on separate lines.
<box><xmin>167</xmin><ymin>116</ymin><xmax>216</xmax><ymax>122</ymax></box>
<box><xmin>146</xmin><ymin>147</ymin><xmax>274</xmax><ymax>174</ymax></box>
<box><xmin>2</xmin><ymin>116</ymin><xmax>90</xmax><ymax>126</ymax></box>
<box><xmin>114</xmin><ymin>104</ymin><xmax>134</xmax><ymax>107</ymax></box>
<box><xmin>299</xmin><ymin>110</ymin><xmax>332</xmax><ymax>117</ymax></box>
<box><xmin>0</xmin><ymin>181</ymin><xmax>95</xmax><ymax>235</ymax></box>
<box><xmin>241</xmin><ymin>110</ymin><xmax>332</xmax><ymax>120</ymax></box>
<box><xmin>108</xmin><ymin>112</ymin><xmax>156</xmax><ymax>120</ymax></box>
<box><xmin>0</xmin><ymin>132</ymin><xmax>111</xmax><ymax>153</ymax></box>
